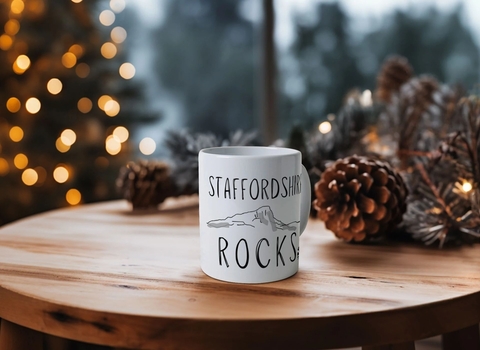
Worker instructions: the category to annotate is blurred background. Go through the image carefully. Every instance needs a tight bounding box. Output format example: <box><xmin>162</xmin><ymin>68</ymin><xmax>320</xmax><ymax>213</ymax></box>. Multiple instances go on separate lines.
<box><xmin>0</xmin><ymin>0</ymin><xmax>479</xmax><ymax>225</ymax></box>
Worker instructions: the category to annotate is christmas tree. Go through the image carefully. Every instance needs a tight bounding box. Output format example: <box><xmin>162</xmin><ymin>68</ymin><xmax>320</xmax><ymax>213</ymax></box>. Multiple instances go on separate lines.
<box><xmin>0</xmin><ymin>0</ymin><xmax>154</xmax><ymax>225</ymax></box>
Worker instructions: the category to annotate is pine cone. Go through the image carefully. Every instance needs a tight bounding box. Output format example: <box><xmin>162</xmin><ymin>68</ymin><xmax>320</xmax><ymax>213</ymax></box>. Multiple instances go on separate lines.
<box><xmin>397</xmin><ymin>76</ymin><xmax>439</xmax><ymax>167</ymax></box>
<box><xmin>376</xmin><ymin>56</ymin><xmax>413</xmax><ymax>103</ymax></box>
<box><xmin>313</xmin><ymin>156</ymin><xmax>408</xmax><ymax>242</ymax></box>
<box><xmin>116</xmin><ymin>160</ymin><xmax>177</xmax><ymax>209</ymax></box>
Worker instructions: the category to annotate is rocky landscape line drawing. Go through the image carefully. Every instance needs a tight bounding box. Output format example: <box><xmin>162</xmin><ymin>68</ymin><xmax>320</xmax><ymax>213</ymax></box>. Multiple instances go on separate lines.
<box><xmin>207</xmin><ymin>206</ymin><xmax>298</xmax><ymax>232</ymax></box>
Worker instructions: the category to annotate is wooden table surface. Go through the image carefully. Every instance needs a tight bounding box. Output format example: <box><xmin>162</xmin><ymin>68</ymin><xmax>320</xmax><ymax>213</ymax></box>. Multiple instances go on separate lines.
<box><xmin>0</xmin><ymin>197</ymin><xmax>479</xmax><ymax>350</ymax></box>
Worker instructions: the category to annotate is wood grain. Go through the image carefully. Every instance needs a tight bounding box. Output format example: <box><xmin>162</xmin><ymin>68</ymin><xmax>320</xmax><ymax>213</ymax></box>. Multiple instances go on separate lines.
<box><xmin>0</xmin><ymin>197</ymin><xmax>479</xmax><ymax>349</ymax></box>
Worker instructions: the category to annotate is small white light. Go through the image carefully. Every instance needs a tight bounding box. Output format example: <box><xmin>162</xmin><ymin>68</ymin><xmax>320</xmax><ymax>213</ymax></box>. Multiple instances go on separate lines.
<box><xmin>318</xmin><ymin>121</ymin><xmax>332</xmax><ymax>134</ymax></box>
<box><xmin>462</xmin><ymin>182</ymin><xmax>473</xmax><ymax>193</ymax></box>
<box><xmin>139</xmin><ymin>137</ymin><xmax>156</xmax><ymax>155</ymax></box>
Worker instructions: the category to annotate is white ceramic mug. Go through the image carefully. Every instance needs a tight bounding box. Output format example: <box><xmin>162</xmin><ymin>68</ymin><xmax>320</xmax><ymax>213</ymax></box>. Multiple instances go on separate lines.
<box><xmin>198</xmin><ymin>146</ymin><xmax>311</xmax><ymax>283</ymax></box>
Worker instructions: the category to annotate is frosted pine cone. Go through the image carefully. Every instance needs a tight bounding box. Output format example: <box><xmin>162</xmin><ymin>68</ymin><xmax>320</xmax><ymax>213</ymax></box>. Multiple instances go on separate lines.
<box><xmin>313</xmin><ymin>156</ymin><xmax>408</xmax><ymax>242</ymax></box>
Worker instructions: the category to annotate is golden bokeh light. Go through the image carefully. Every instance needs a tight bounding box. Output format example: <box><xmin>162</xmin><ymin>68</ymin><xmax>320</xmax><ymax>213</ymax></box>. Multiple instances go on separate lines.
<box><xmin>462</xmin><ymin>182</ymin><xmax>473</xmax><ymax>193</ymax></box>
<box><xmin>71</xmin><ymin>0</ymin><xmax>82</xmax><ymax>3</ymax></box>
<box><xmin>13</xmin><ymin>55</ymin><xmax>30</xmax><ymax>74</ymax></box>
<box><xmin>119</xmin><ymin>62</ymin><xmax>135</xmax><ymax>79</ymax></box>
<box><xmin>16</xmin><ymin>54</ymin><xmax>30</xmax><ymax>70</ymax></box>
<box><xmin>60</xmin><ymin>129</ymin><xmax>76</xmax><ymax>146</ymax></box>
<box><xmin>55</xmin><ymin>137</ymin><xmax>70</xmax><ymax>153</ymax></box>
<box><xmin>318</xmin><ymin>121</ymin><xmax>332</xmax><ymax>134</ymax></box>
<box><xmin>14</xmin><ymin>153</ymin><xmax>28</xmax><ymax>169</ymax></box>
<box><xmin>77</xmin><ymin>97</ymin><xmax>92</xmax><ymax>113</ymax></box>
<box><xmin>22</xmin><ymin>168</ymin><xmax>38</xmax><ymax>186</ymax></box>
<box><xmin>47</xmin><ymin>78</ymin><xmax>62</xmax><ymax>95</ymax></box>
<box><xmin>139</xmin><ymin>137</ymin><xmax>156</xmax><ymax>155</ymax></box>
<box><xmin>62</xmin><ymin>52</ymin><xmax>77</xmax><ymax>68</ymax></box>
<box><xmin>11</xmin><ymin>0</ymin><xmax>25</xmax><ymax>14</ymax></box>
<box><xmin>6</xmin><ymin>97</ymin><xmax>21</xmax><ymax>113</ymax></box>
<box><xmin>25</xmin><ymin>97</ymin><xmax>41</xmax><ymax>114</ymax></box>
<box><xmin>110</xmin><ymin>0</ymin><xmax>125</xmax><ymax>13</ymax></box>
<box><xmin>104</xmin><ymin>99</ymin><xmax>120</xmax><ymax>117</ymax></box>
<box><xmin>9</xmin><ymin>126</ymin><xmax>24</xmax><ymax>142</ymax></box>
<box><xmin>99</xmin><ymin>10</ymin><xmax>115</xmax><ymax>26</ymax></box>
<box><xmin>69</xmin><ymin>44</ymin><xmax>84</xmax><ymax>58</ymax></box>
<box><xmin>53</xmin><ymin>165</ymin><xmax>69</xmax><ymax>183</ymax></box>
<box><xmin>110</xmin><ymin>26</ymin><xmax>126</xmax><ymax>43</ymax></box>
<box><xmin>66</xmin><ymin>188</ymin><xmax>81</xmax><ymax>205</ymax></box>
<box><xmin>105</xmin><ymin>135</ymin><xmax>121</xmax><ymax>155</ymax></box>
<box><xmin>100</xmin><ymin>42</ymin><xmax>117</xmax><ymax>59</ymax></box>
<box><xmin>97</xmin><ymin>95</ymin><xmax>112</xmax><ymax>110</ymax></box>
<box><xmin>76</xmin><ymin>63</ymin><xmax>90</xmax><ymax>78</ymax></box>
<box><xmin>113</xmin><ymin>126</ymin><xmax>129</xmax><ymax>143</ymax></box>
<box><xmin>27</xmin><ymin>0</ymin><xmax>46</xmax><ymax>16</ymax></box>
<box><xmin>0</xmin><ymin>34</ymin><xmax>13</xmax><ymax>50</ymax></box>
<box><xmin>0</xmin><ymin>158</ymin><xmax>9</xmax><ymax>176</ymax></box>
<box><xmin>4</xmin><ymin>19</ymin><xmax>20</xmax><ymax>36</ymax></box>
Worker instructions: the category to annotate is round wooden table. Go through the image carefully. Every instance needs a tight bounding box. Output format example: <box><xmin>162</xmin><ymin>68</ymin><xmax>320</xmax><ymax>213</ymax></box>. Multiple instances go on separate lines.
<box><xmin>0</xmin><ymin>198</ymin><xmax>479</xmax><ymax>350</ymax></box>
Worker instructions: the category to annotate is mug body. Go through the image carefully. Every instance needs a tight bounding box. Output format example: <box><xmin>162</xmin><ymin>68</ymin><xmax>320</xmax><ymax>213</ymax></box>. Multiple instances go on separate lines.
<box><xmin>199</xmin><ymin>146</ymin><xmax>303</xmax><ymax>283</ymax></box>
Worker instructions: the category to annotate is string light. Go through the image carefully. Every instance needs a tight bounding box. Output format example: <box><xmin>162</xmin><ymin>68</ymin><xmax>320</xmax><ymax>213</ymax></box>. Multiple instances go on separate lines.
<box><xmin>139</xmin><ymin>137</ymin><xmax>156</xmax><ymax>155</ymax></box>
<box><xmin>14</xmin><ymin>153</ymin><xmax>28</xmax><ymax>169</ymax></box>
<box><xmin>105</xmin><ymin>135</ymin><xmax>121</xmax><ymax>155</ymax></box>
<box><xmin>60</xmin><ymin>129</ymin><xmax>76</xmax><ymax>146</ymax></box>
<box><xmin>47</xmin><ymin>78</ymin><xmax>62</xmax><ymax>95</ymax></box>
<box><xmin>104</xmin><ymin>99</ymin><xmax>120</xmax><ymax>117</ymax></box>
<box><xmin>110</xmin><ymin>0</ymin><xmax>125</xmax><ymax>13</ymax></box>
<box><xmin>113</xmin><ymin>126</ymin><xmax>129</xmax><ymax>142</ymax></box>
<box><xmin>360</xmin><ymin>89</ymin><xmax>373</xmax><ymax>107</ymax></box>
<box><xmin>68</xmin><ymin>44</ymin><xmax>84</xmax><ymax>58</ymax></box>
<box><xmin>76</xmin><ymin>63</ymin><xmax>90</xmax><ymax>78</ymax></box>
<box><xmin>22</xmin><ymin>168</ymin><xmax>38</xmax><ymax>186</ymax></box>
<box><xmin>318</xmin><ymin>121</ymin><xmax>332</xmax><ymax>134</ymax></box>
<box><xmin>119</xmin><ymin>62</ymin><xmax>135</xmax><ymax>79</ymax></box>
<box><xmin>53</xmin><ymin>165</ymin><xmax>69</xmax><ymax>183</ymax></box>
<box><xmin>100</xmin><ymin>42</ymin><xmax>117</xmax><ymax>59</ymax></box>
<box><xmin>66</xmin><ymin>188</ymin><xmax>81</xmax><ymax>205</ymax></box>
<box><xmin>6</xmin><ymin>97</ymin><xmax>21</xmax><ymax>112</ymax></box>
<box><xmin>0</xmin><ymin>35</ymin><xmax>13</xmax><ymax>50</ymax></box>
<box><xmin>99</xmin><ymin>10</ymin><xmax>115</xmax><ymax>26</ymax></box>
<box><xmin>16</xmin><ymin>55</ymin><xmax>30</xmax><ymax>70</ymax></box>
<box><xmin>55</xmin><ymin>138</ymin><xmax>70</xmax><ymax>153</ymax></box>
<box><xmin>0</xmin><ymin>158</ymin><xmax>9</xmax><ymax>176</ymax></box>
<box><xmin>462</xmin><ymin>182</ymin><xmax>473</xmax><ymax>193</ymax></box>
<box><xmin>110</xmin><ymin>27</ymin><xmax>126</xmax><ymax>43</ymax></box>
<box><xmin>10</xmin><ymin>0</ymin><xmax>25</xmax><ymax>14</ymax></box>
<box><xmin>25</xmin><ymin>97</ymin><xmax>41</xmax><ymax>114</ymax></box>
<box><xmin>62</xmin><ymin>52</ymin><xmax>77</xmax><ymax>68</ymax></box>
<box><xmin>98</xmin><ymin>95</ymin><xmax>112</xmax><ymax>110</ymax></box>
<box><xmin>9</xmin><ymin>126</ymin><xmax>24</xmax><ymax>142</ymax></box>
<box><xmin>4</xmin><ymin>19</ymin><xmax>20</xmax><ymax>36</ymax></box>
<box><xmin>13</xmin><ymin>55</ymin><xmax>31</xmax><ymax>74</ymax></box>
<box><xmin>77</xmin><ymin>97</ymin><xmax>92</xmax><ymax>113</ymax></box>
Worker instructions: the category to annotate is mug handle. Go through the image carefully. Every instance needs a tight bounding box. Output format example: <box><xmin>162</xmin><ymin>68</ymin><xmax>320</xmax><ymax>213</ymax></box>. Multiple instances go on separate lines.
<box><xmin>299</xmin><ymin>165</ymin><xmax>311</xmax><ymax>235</ymax></box>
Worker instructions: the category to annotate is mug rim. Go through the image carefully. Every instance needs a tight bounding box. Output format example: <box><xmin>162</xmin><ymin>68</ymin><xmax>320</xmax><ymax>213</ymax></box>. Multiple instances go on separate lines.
<box><xmin>199</xmin><ymin>146</ymin><xmax>299</xmax><ymax>158</ymax></box>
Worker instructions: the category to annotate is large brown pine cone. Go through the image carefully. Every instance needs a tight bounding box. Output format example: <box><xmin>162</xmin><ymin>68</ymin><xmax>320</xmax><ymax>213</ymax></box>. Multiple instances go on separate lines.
<box><xmin>313</xmin><ymin>156</ymin><xmax>408</xmax><ymax>242</ymax></box>
<box><xmin>376</xmin><ymin>56</ymin><xmax>413</xmax><ymax>103</ymax></box>
<box><xmin>116</xmin><ymin>160</ymin><xmax>177</xmax><ymax>209</ymax></box>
